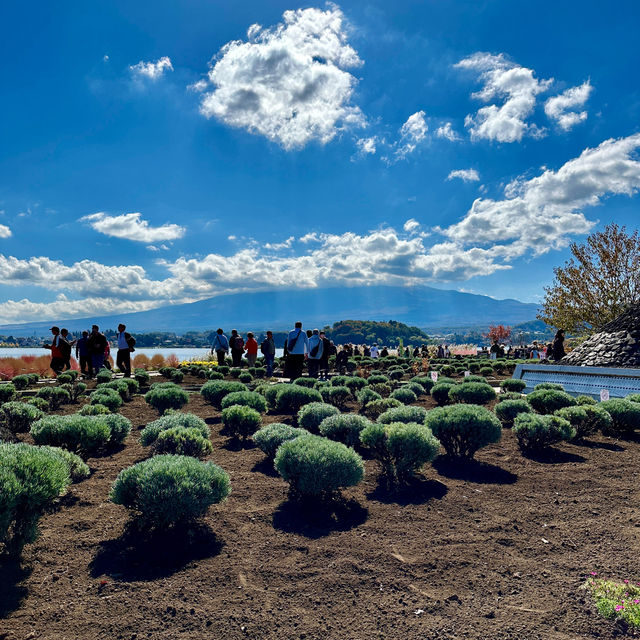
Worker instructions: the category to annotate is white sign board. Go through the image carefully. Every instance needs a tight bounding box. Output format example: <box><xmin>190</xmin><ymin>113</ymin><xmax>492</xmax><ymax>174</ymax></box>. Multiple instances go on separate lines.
<box><xmin>464</xmin><ymin>371</ymin><xmax>471</xmax><ymax>378</ymax></box>
<box><xmin>599</xmin><ymin>389</ymin><xmax>610</xmax><ymax>402</ymax></box>
<box><xmin>431</xmin><ymin>371</ymin><xmax>438</xmax><ymax>383</ymax></box>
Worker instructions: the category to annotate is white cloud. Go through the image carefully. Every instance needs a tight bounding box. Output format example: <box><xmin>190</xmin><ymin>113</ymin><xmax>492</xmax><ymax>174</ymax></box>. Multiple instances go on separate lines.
<box><xmin>129</xmin><ymin>56</ymin><xmax>173</xmax><ymax>80</ymax></box>
<box><xmin>545</xmin><ymin>81</ymin><xmax>592</xmax><ymax>131</ymax></box>
<box><xmin>265</xmin><ymin>236</ymin><xmax>295</xmax><ymax>250</ymax></box>
<box><xmin>395</xmin><ymin>111</ymin><xmax>428</xmax><ymax>158</ymax></box>
<box><xmin>187</xmin><ymin>79</ymin><xmax>208</xmax><ymax>92</ymax></box>
<box><xmin>199</xmin><ymin>6</ymin><xmax>364</xmax><ymax>150</ymax></box>
<box><xmin>0</xmin><ymin>224</ymin><xmax>11</xmax><ymax>238</ymax></box>
<box><xmin>455</xmin><ymin>52</ymin><xmax>552</xmax><ymax>143</ymax></box>
<box><xmin>356</xmin><ymin>137</ymin><xmax>377</xmax><ymax>155</ymax></box>
<box><xmin>81</xmin><ymin>212</ymin><xmax>185</xmax><ymax>243</ymax></box>
<box><xmin>403</xmin><ymin>218</ymin><xmax>420</xmax><ymax>232</ymax></box>
<box><xmin>447</xmin><ymin>169</ymin><xmax>480</xmax><ymax>183</ymax></box>
<box><xmin>435</xmin><ymin>122</ymin><xmax>460</xmax><ymax>141</ymax></box>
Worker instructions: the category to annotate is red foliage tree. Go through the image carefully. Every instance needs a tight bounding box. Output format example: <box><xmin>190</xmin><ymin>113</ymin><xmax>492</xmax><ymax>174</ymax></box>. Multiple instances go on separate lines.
<box><xmin>485</xmin><ymin>325</ymin><xmax>512</xmax><ymax>344</ymax></box>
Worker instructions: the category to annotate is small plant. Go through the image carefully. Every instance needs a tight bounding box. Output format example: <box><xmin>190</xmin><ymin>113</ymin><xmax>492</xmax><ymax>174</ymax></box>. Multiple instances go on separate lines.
<box><xmin>0</xmin><ymin>383</ymin><xmax>17</xmax><ymax>404</ymax></box>
<box><xmin>377</xmin><ymin>405</ymin><xmax>428</xmax><ymax>425</ymax></box>
<box><xmin>79</xmin><ymin>403</ymin><xmax>110</xmax><ymax>415</ymax></box>
<box><xmin>526</xmin><ymin>389</ymin><xmax>576</xmax><ymax>415</ymax></box>
<box><xmin>512</xmin><ymin>413</ymin><xmax>575</xmax><ymax>452</ymax></box>
<box><xmin>36</xmin><ymin>386</ymin><xmax>71</xmax><ymax>410</ymax></box>
<box><xmin>368</xmin><ymin>382</ymin><xmax>392</xmax><ymax>397</ymax></box>
<box><xmin>274</xmin><ymin>385</ymin><xmax>323</xmax><ymax>414</ymax></box>
<box><xmin>95</xmin><ymin>369</ymin><xmax>113</xmax><ymax>384</ymax></box>
<box><xmin>253</xmin><ymin>423</ymin><xmax>308</xmax><ymax>458</ymax></box>
<box><xmin>584</xmin><ymin>575</ymin><xmax>640</xmax><ymax>629</ymax></box>
<box><xmin>390</xmin><ymin>387</ymin><xmax>418</xmax><ymax>405</ymax></box>
<box><xmin>37</xmin><ymin>446</ymin><xmax>90</xmax><ymax>482</ymax></box>
<box><xmin>102</xmin><ymin>414</ymin><xmax>132</xmax><ymax>445</ymax></box>
<box><xmin>91</xmin><ymin>387</ymin><xmax>124</xmax><ymax>412</ymax></box>
<box><xmin>424</xmin><ymin>404</ymin><xmax>502</xmax><ymax>459</ymax></box>
<box><xmin>500</xmin><ymin>378</ymin><xmax>526</xmax><ymax>393</ymax></box>
<box><xmin>141</xmin><ymin>412</ymin><xmax>209</xmax><ymax>446</ymax></box>
<box><xmin>627</xmin><ymin>393</ymin><xmax>640</xmax><ymax>403</ymax></box>
<box><xmin>221</xmin><ymin>391</ymin><xmax>267</xmax><ymax>413</ymax></box>
<box><xmin>0</xmin><ymin>402</ymin><xmax>44</xmax><ymax>433</ymax></box>
<box><xmin>495</xmin><ymin>399</ymin><xmax>532</xmax><ymax>427</ymax></box>
<box><xmin>357</xmin><ymin>387</ymin><xmax>382</xmax><ymax>408</ymax></box>
<box><xmin>145</xmin><ymin>382</ymin><xmax>189</xmax><ymax>415</ymax></box>
<box><xmin>274</xmin><ymin>435</ymin><xmax>364</xmax><ymax>498</ymax></box>
<box><xmin>230</xmin><ymin>367</ymin><xmax>242</xmax><ymax>379</ymax></box>
<box><xmin>479</xmin><ymin>366</ymin><xmax>494</xmax><ymax>377</ymax></box>
<box><xmin>110</xmin><ymin>455</ymin><xmax>231</xmax><ymax>528</ymax></box>
<box><xmin>497</xmin><ymin>391</ymin><xmax>525</xmax><ymax>402</ymax></box>
<box><xmin>431</xmin><ymin>382</ymin><xmax>455</xmax><ymax>406</ymax></box>
<box><xmin>449</xmin><ymin>382</ymin><xmax>496</xmax><ymax>405</ymax></box>
<box><xmin>57</xmin><ymin>372</ymin><xmax>74</xmax><ymax>385</ymax></box>
<box><xmin>368</xmin><ymin>374</ymin><xmax>390</xmax><ymax>385</ymax></box>
<box><xmin>207</xmin><ymin>370</ymin><xmax>224</xmax><ymax>380</ymax></box>
<box><xmin>325</xmin><ymin>385</ymin><xmax>351</xmax><ymax>409</ymax></box>
<box><xmin>99</xmin><ymin>380</ymin><xmax>132</xmax><ymax>401</ymax></box>
<box><xmin>30</xmin><ymin>415</ymin><xmax>112</xmax><ymax>456</ymax></box>
<box><xmin>405</xmin><ymin>382</ymin><xmax>425</xmax><ymax>397</ymax></box>
<box><xmin>388</xmin><ymin>368</ymin><xmax>404</xmax><ymax>381</ymax></box>
<box><xmin>575</xmin><ymin>394</ymin><xmax>597</xmax><ymax>406</ymax></box>
<box><xmin>410</xmin><ymin>376</ymin><xmax>435</xmax><ymax>393</ymax></box>
<box><xmin>360</xmin><ymin>421</ymin><xmax>440</xmax><ymax>483</ymax></box>
<box><xmin>154</xmin><ymin>426</ymin><xmax>213</xmax><ymax>458</ymax></box>
<box><xmin>200</xmin><ymin>380</ymin><xmax>248</xmax><ymax>409</ymax></box>
<box><xmin>297</xmin><ymin>402</ymin><xmax>340</xmax><ymax>433</ymax></box>
<box><xmin>344</xmin><ymin>376</ymin><xmax>367</xmax><ymax>395</ymax></box>
<box><xmin>599</xmin><ymin>399</ymin><xmax>640</xmax><ymax>437</ymax></box>
<box><xmin>11</xmin><ymin>375</ymin><xmax>31</xmax><ymax>391</ymax></box>
<box><xmin>134</xmin><ymin>369</ymin><xmax>151</xmax><ymax>386</ymax></box>
<box><xmin>534</xmin><ymin>382</ymin><xmax>564</xmax><ymax>391</ymax></box>
<box><xmin>363</xmin><ymin>397</ymin><xmax>402</xmax><ymax>420</ymax></box>
<box><xmin>293</xmin><ymin>377</ymin><xmax>317</xmax><ymax>388</ymax></box>
<box><xmin>27</xmin><ymin>397</ymin><xmax>49</xmax><ymax>412</ymax></box>
<box><xmin>238</xmin><ymin>372</ymin><xmax>253</xmax><ymax>383</ymax></box>
<box><xmin>318</xmin><ymin>413</ymin><xmax>372</xmax><ymax>447</ymax></box>
<box><xmin>221</xmin><ymin>405</ymin><xmax>262</xmax><ymax>439</ymax></box>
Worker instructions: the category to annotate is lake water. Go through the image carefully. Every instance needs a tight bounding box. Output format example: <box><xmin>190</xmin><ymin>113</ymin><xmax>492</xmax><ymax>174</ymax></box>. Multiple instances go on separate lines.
<box><xmin>0</xmin><ymin>347</ymin><xmax>285</xmax><ymax>361</ymax></box>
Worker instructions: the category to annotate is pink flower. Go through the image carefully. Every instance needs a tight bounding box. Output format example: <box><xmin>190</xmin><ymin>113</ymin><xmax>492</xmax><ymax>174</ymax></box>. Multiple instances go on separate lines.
<box><xmin>590</xmin><ymin>571</ymin><xmax>598</xmax><ymax>576</ymax></box>
<box><xmin>615</xmin><ymin>605</ymin><xmax>624</xmax><ymax>611</ymax></box>
<box><xmin>624</xmin><ymin>579</ymin><xmax>629</xmax><ymax>584</ymax></box>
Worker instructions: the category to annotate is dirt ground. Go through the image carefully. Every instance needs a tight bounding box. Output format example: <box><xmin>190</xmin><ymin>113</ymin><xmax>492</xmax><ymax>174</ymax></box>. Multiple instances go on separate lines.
<box><xmin>2</xmin><ymin>384</ymin><xmax>640</xmax><ymax>640</ymax></box>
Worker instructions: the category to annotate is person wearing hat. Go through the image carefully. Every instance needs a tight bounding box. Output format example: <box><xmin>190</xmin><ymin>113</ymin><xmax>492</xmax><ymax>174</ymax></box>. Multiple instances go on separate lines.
<box><xmin>43</xmin><ymin>326</ymin><xmax>64</xmax><ymax>376</ymax></box>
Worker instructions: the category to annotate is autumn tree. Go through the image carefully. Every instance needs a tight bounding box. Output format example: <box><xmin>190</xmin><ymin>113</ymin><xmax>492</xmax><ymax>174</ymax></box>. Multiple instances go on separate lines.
<box><xmin>539</xmin><ymin>224</ymin><xmax>640</xmax><ymax>334</ymax></box>
<box><xmin>484</xmin><ymin>325</ymin><xmax>512</xmax><ymax>343</ymax></box>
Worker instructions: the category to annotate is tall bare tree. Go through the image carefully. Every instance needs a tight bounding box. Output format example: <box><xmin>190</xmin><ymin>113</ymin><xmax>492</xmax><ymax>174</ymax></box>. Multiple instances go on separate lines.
<box><xmin>539</xmin><ymin>224</ymin><xmax>640</xmax><ymax>334</ymax></box>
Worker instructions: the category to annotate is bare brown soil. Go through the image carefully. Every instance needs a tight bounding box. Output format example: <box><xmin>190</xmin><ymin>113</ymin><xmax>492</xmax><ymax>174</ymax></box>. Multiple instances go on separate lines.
<box><xmin>2</xmin><ymin>386</ymin><xmax>640</xmax><ymax>640</ymax></box>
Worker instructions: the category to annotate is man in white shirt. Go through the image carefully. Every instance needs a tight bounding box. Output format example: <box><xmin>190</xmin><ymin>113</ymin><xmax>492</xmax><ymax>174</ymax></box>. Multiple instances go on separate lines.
<box><xmin>285</xmin><ymin>321</ymin><xmax>309</xmax><ymax>380</ymax></box>
<box><xmin>370</xmin><ymin>344</ymin><xmax>379</xmax><ymax>359</ymax></box>
<box><xmin>116</xmin><ymin>323</ymin><xmax>135</xmax><ymax>377</ymax></box>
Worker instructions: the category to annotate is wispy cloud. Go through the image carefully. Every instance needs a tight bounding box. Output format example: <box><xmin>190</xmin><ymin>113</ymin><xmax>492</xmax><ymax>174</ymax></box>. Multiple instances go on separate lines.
<box><xmin>81</xmin><ymin>212</ymin><xmax>185</xmax><ymax>243</ymax></box>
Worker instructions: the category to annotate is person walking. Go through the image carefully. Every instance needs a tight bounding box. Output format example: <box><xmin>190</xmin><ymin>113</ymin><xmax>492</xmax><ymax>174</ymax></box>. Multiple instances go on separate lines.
<box><xmin>307</xmin><ymin>329</ymin><xmax>323</xmax><ymax>378</ymax></box>
<box><xmin>43</xmin><ymin>326</ymin><xmax>64</xmax><ymax>377</ymax></box>
<box><xmin>75</xmin><ymin>330</ymin><xmax>91</xmax><ymax>378</ymax></box>
<box><xmin>245</xmin><ymin>332</ymin><xmax>258</xmax><ymax>366</ymax></box>
<box><xmin>87</xmin><ymin>325</ymin><xmax>108</xmax><ymax>376</ymax></box>
<box><xmin>211</xmin><ymin>328</ymin><xmax>229</xmax><ymax>366</ymax></box>
<box><xmin>230</xmin><ymin>330</ymin><xmax>244</xmax><ymax>367</ymax></box>
<box><xmin>260</xmin><ymin>330</ymin><xmax>276</xmax><ymax>378</ymax></box>
<box><xmin>285</xmin><ymin>321</ymin><xmax>308</xmax><ymax>380</ymax></box>
<box><xmin>116</xmin><ymin>323</ymin><xmax>136</xmax><ymax>377</ymax></box>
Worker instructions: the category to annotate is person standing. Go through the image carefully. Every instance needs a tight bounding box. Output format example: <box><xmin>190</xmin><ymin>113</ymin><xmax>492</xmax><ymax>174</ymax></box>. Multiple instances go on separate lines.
<box><xmin>319</xmin><ymin>331</ymin><xmax>331</xmax><ymax>380</ymax></box>
<box><xmin>59</xmin><ymin>329</ymin><xmax>74</xmax><ymax>371</ymax></box>
<box><xmin>75</xmin><ymin>330</ymin><xmax>91</xmax><ymax>378</ymax></box>
<box><xmin>230</xmin><ymin>330</ymin><xmax>244</xmax><ymax>367</ymax></box>
<box><xmin>87</xmin><ymin>325</ymin><xmax>108</xmax><ymax>376</ymax></box>
<box><xmin>285</xmin><ymin>321</ymin><xmax>308</xmax><ymax>380</ymax></box>
<box><xmin>43</xmin><ymin>326</ymin><xmax>64</xmax><ymax>377</ymax></box>
<box><xmin>211</xmin><ymin>328</ymin><xmax>229</xmax><ymax>366</ymax></box>
<box><xmin>116</xmin><ymin>323</ymin><xmax>136</xmax><ymax>377</ymax></box>
<box><xmin>307</xmin><ymin>329</ymin><xmax>323</xmax><ymax>378</ymax></box>
<box><xmin>245</xmin><ymin>332</ymin><xmax>258</xmax><ymax>366</ymax></box>
<box><xmin>552</xmin><ymin>329</ymin><xmax>566</xmax><ymax>361</ymax></box>
<box><xmin>370</xmin><ymin>344</ymin><xmax>379</xmax><ymax>359</ymax></box>
<box><xmin>260</xmin><ymin>330</ymin><xmax>276</xmax><ymax>378</ymax></box>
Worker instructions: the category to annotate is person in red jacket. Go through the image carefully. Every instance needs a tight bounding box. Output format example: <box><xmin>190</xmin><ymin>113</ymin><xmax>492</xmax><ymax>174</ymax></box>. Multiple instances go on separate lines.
<box><xmin>244</xmin><ymin>332</ymin><xmax>258</xmax><ymax>367</ymax></box>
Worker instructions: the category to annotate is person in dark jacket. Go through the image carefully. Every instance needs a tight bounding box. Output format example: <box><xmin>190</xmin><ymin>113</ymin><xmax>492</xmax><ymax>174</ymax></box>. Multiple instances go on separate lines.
<box><xmin>87</xmin><ymin>325</ymin><xmax>108</xmax><ymax>376</ymax></box>
<box><xmin>75</xmin><ymin>330</ymin><xmax>91</xmax><ymax>378</ymax></box>
<box><xmin>260</xmin><ymin>330</ymin><xmax>276</xmax><ymax>377</ymax></box>
<box><xmin>318</xmin><ymin>331</ymin><xmax>332</xmax><ymax>380</ymax></box>
<box><xmin>59</xmin><ymin>328</ymin><xmax>74</xmax><ymax>371</ymax></box>
<box><xmin>230</xmin><ymin>329</ymin><xmax>244</xmax><ymax>367</ymax></box>
<box><xmin>551</xmin><ymin>329</ymin><xmax>566</xmax><ymax>361</ymax></box>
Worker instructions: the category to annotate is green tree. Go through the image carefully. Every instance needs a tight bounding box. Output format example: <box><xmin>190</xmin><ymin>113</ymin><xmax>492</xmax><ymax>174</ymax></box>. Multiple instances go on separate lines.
<box><xmin>539</xmin><ymin>224</ymin><xmax>640</xmax><ymax>334</ymax></box>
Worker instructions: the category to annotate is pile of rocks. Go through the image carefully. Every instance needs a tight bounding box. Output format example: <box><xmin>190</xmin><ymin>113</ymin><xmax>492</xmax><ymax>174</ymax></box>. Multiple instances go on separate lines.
<box><xmin>562</xmin><ymin>304</ymin><xmax>640</xmax><ymax>367</ymax></box>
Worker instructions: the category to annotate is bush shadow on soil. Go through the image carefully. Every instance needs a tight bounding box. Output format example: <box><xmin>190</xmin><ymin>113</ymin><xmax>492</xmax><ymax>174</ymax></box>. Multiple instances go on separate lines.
<box><xmin>367</xmin><ymin>476</ymin><xmax>448</xmax><ymax>505</ymax></box>
<box><xmin>573</xmin><ymin>438</ymin><xmax>624</xmax><ymax>452</ymax></box>
<box><xmin>433</xmin><ymin>458</ymin><xmax>518</xmax><ymax>484</ymax></box>
<box><xmin>0</xmin><ymin>554</ymin><xmax>32</xmax><ymax>617</ymax></box>
<box><xmin>90</xmin><ymin>521</ymin><xmax>223</xmax><ymax>582</ymax></box>
<box><xmin>251</xmin><ymin>458</ymin><xmax>279</xmax><ymax>477</ymax></box>
<box><xmin>521</xmin><ymin>447</ymin><xmax>587</xmax><ymax>464</ymax></box>
<box><xmin>273</xmin><ymin>496</ymin><xmax>368</xmax><ymax>539</ymax></box>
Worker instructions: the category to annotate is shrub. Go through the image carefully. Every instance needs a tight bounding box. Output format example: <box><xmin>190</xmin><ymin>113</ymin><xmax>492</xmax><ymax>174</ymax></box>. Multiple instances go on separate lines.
<box><xmin>99</xmin><ymin>380</ymin><xmax>131</xmax><ymax>401</ymax></box>
<box><xmin>526</xmin><ymin>389</ymin><xmax>576</xmax><ymax>415</ymax></box>
<box><xmin>102</xmin><ymin>414</ymin><xmax>132</xmax><ymax>445</ymax></box>
<box><xmin>377</xmin><ymin>405</ymin><xmax>428</xmax><ymax>425</ymax></box>
<box><xmin>368</xmin><ymin>382</ymin><xmax>392</xmax><ymax>397</ymax></box>
<box><xmin>512</xmin><ymin>413</ymin><xmax>575</xmax><ymax>451</ymax></box>
<box><xmin>584</xmin><ymin>576</ymin><xmax>640</xmax><ymax>630</ymax></box>
<box><xmin>200</xmin><ymin>380</ymin><xmax>247</xmax><ymax>409</ymax></box>
<box><xmin>500</xmin><ymin>379</ymin><xmax>527</xmax><ymax>393</ymax></box>
<box><xmin>170</xmin><ymin>369</ymin><xmax>184</xmax><ymax>383</ymax></box>
<box><xmin>0</xmin><ymin>443</ymin><xmax>70</xmax><ymax>552</ymax></box>
<box><xmin>360</xmin><ymin>421</ymin><xmax>440</xmax><ymax>483</ymax></box>
<box><xmin>121</xmin><ymin>377</ymin><xmax>140</xmax><ymax>395</ymax></box>
<box><xmin>0</xmin><ymin>402</ymin><xmax>44</xmax><ymax>433</ymax></box>
<box><xmin>238</xmin><ymin>372</ymin><xmax>253</xmax><ymax>383</ymax></box>
<box><xmin>424</xmin><ymin>404</ymin><xmax>502</xmax><ymax>459</ymax></box>
<box><xmin>431</xmin><ymin>382</ymin><xmax>455</xmax><ymax>406</ymax></box>
<box><xmin>357</xmin><ymin>387</ymin><xmax>382</xmax><ymax>407</ymax></box>
<box><xmin>36</xmin><ymin>386</ymin><xmax>71</xmax><ymax>410</ymax></box>
<box><xmin>495</xmin><ymin>399</ymin><xmax>532</xmax><ymax>427</ymax></box>
<box><xmin>274</xmin><ymin>385</ymin><xmax>322</xmax><ymax>414</ymax></box>
<box><xmin>37</xmin><ymin>446</ymin><xmax>90</xmax><ymax>482</ymax></box>
<box><xmin>27</xmin><ymin>397</ymin><xmax>50</xmax><ymax>412</ymax></box>
<box><xmin>626</xmin><ymin>393</ymin><xmax>640</xmax><ymax>404</ymax></box>
<box><xmin>463</xmin><ymin>375</ymin><xmax>488</xmax><ymax>384</ymax></box>
<box><xmin>410</xmin><ymin>376</ymin><xmax>435</xmax><ymax>393</ymax></box>
<box><xmin>599</xmin><ymin>399</ymin><xmax>640</xmax><ymax>436</ymax></box>
<box><xmin>274</xmin><ymin>435</ymin><xmax>364</xmax><ymax>497</ymax></box>
<box><xmin>368</xmin><ymin>374</ymin><xmax>390</xmax><ymax>385</ymax></box>
<box><xmin>405</xmin><ymin>382</ymin><xmax>425</xmax><ymax>397</ymax></box>
<box><xmin>390</xmin><ymin>387</ymin><xmax>418</xmax><ymax>405</ymax></box>
<box><xmin>57</xmin><ymin>372</ymin><xmax>74</xmax><ymax>385</ymax></box>
<box><xmin>95</xmin><ymin>369</ymin><xmax>113</xmax><ymax>384</ymax></box>
<box><xmin>325</xmin><ymin>385</ymin><xmax>351</xmax><ymax>409</ymax></box>
<box><xmin>297</xmin><ymin>402</ymin><xmax>340</xmax><ymax>433</ymax></box>
<box><xmin>221</xmin><ymin>391</ymin><xmax>267</xmax><ymax>413</ymax></box>
<box><xmin>479</xmin><ymin>366</ymin><xmax>494</xmax><ymax>377</ymax></box>
<box><xmin>79</xmin><ymin>403</ymin><xmax>110</xmax><ymax>416</ymax></box>
<box><xmin>253</xmin><ymin>423</ymin><xmax>308</xmax><ymax>458</ymax></box>
<box><xmin>318</xmin><ymin>414</ymin><xmax>372</xmax><ymax>447</ymax></box>
<box><xmin>469</xmin><ymin>363</ymin><xmax>480</xmax><ymax>373</ymax></box>
<box><xmin>68</xmin><ymin>381</ymin><xmax>87</xmax><ymax>403</ymax></box>
<box><xmin>497</xmin><ymin>391</ymin><xmax>525</xmax><ymax>402</ymax></box>
<box><xmin>207</xmin><ymin>370</ymin><xmax>224</xmax><ymax>381</ymax></box>
<box><xmin>230</xmin><ymin>367</ymin><xmax>242</xmax><ymax>378</ymax></box>
<box><xmin>575</xmin><ymin>394</ymin><xmax>597</xmax><ymax>406</ymax></box>
<box><xmin>293</xmin><ymin>377</ymin><xmax>317</xmax><ymax>388</ymax></box>
<box><xmin>30</xmin><ymin>415</ymin><xmax>111</xmax><ymax>456</ymax></box>
<box><xmin>388</xmin><ymin>369</ymin><xmax>404</xmax><ymax>381</ymax></box>
<box><xmin>221</xmin><ymin>405</ymin><xmax>262</xmax><ymax>439</ymax></box>
<box><xmin>11</xmin><ymin>375</ymin><xmax>30</xmax><ymax>391</ymax></box>
<box><xmin>145</xmin><ymin>382</ymin><xmax>189</xmax><ymax>415</ymax></box>
<box><xmin>363</xmin><ymin>397</ymin><xmax>403</xmax><ymax>420</ymax></box>
<box><xmin>582</xmin><ymin>406</ymin><xmax>614</xmax><ymax>435</ymax></box>
<box><xmin>110</xmin><ymin>455</ymin><xmax>230</xmax><ymax>528</ymax></box>
<box><xmin>141</xmin><ymin>413</ymin><xmax>209</xmax><ymax>446</ymax></box>
<box><xmin>344</xmin><ymin>377</ymin><xmax>367</xmax><ymax>395</ymax></box>
<box><xmin>154</xmin><ymin>427</ymin><xmax>212</xmax><ymax>458</ymax></box>
<box><xmin>534</xmin><ymin>382</ymin><xmax>564</xmax><ymax>391</ymax></box>
<box><xmin>134</xmin><ymin>369</ymin><xmax>151</xmax><ymax>386</ymax></box>
<box><xmin>441</xmin><ymin>365</ymin><xmax>455</xmax><ymax>377</ymax></box>
<box><xmin>91</xmin><ymin>388</ymin><xmax>124</xmax><ymax>412</ymax></box>
<box><xmin>449</xmin><ymin>382</ymin><xmax>496</xmax><ymax>405</ymax></box>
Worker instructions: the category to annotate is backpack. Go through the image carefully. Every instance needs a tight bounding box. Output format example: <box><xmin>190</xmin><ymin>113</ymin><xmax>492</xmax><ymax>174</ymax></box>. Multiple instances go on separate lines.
<box><xmin>310</xmin><ymin>343</ymin><xmax>320</xmax><ymax>358</ymax></box>
<box><xmin>234</xmin><ymin>336</ymin><xmax>244</xmax><ymax>349</ymax></box>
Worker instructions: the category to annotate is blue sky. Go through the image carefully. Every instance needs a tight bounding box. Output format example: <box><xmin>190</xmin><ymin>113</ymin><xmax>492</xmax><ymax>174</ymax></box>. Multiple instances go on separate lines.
<box><xmin>0</xmin><ymin>0</ymin><xmax>639</xmax><ymax>323</ymax></box>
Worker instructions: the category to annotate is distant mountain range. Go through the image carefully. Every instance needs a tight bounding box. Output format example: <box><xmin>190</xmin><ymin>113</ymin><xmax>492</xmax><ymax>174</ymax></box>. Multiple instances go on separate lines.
<box><xmin>0</xmin><ymin>286</ymin><xmax>540</xmax><ymax>337</ymax></box>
